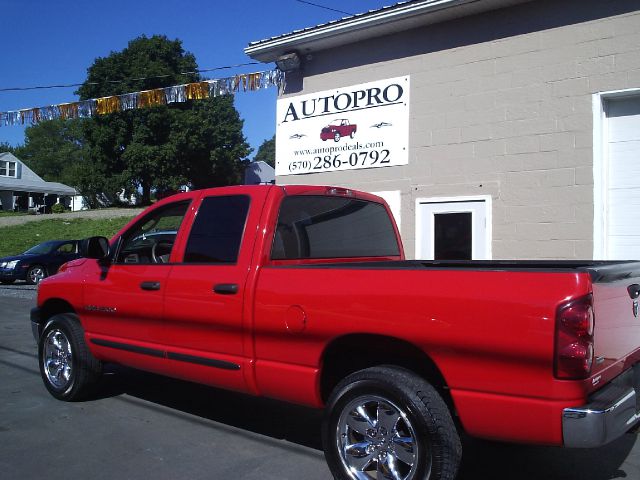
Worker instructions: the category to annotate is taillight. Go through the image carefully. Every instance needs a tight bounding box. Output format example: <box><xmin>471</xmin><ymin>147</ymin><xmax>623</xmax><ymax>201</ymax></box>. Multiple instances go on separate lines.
<box><xmin>554</xmin><ymin>295</ymin><xmax>594</xmax><ymax>380</ymax></box>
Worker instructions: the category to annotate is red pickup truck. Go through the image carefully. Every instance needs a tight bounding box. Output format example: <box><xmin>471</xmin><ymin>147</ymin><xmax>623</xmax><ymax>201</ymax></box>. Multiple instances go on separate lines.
<box><xmin>320</xmin><ymin>119</ymin><xmax>357</xmax><ymax>142</ymax></box>
<box><xmin>32</xmin><ymin>185</ymin><xmax>640</xmax><ymax>480</ymax></box>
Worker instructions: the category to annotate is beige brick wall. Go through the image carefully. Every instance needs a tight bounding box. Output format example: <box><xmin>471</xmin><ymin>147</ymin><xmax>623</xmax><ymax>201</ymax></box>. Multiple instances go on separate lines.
<box><xmin>276</xmin><ymin>0</ymin><xmax>640</xmax><ymax>259</ymax></box>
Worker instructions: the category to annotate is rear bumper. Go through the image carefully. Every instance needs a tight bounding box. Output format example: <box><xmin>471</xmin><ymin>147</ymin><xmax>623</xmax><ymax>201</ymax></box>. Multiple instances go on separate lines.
<box><xmin>563</xmin><ymin>364</ymin><xmax>640</xmax><ymax>447</ymax></box>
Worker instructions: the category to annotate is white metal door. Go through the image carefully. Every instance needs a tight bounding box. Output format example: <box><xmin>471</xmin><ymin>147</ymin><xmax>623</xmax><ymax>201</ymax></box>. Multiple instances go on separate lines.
<box><xmin>606</xmin><ymin>96</ymin><xmax>640</xmax><ymax>259</ymax></box>
<box><xmin>416</xmin><ymin>197</ymin><xmax>490</xmax><ymax>260</ymax></box>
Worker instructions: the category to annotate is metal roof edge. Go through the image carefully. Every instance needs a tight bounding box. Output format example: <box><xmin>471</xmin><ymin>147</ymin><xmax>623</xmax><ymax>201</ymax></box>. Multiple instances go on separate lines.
<box><xmin>245</xmin><ymin>0</ymin><xmax>494</xmax><ymax>62</ymax></box>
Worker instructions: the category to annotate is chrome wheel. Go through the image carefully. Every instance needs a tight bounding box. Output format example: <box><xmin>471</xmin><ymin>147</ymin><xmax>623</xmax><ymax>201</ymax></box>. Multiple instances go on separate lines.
<box><xmin>42</xmin><ymin>328</ymin><xmax>73</xmax><ymax>390</ymax></box>
<box><xmin>336</xmin><ymin>395</ymin><xmax>422</xmax><ymax>480</ymax></box>
<box><xmin>28</xmin><ymin>266</ymin><xmax>45</xmax><ymax>284</ymax></box>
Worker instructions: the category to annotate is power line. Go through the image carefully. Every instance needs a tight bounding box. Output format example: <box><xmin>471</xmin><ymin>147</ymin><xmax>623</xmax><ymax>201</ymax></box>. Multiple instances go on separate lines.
<box><xmin>294</xmin><ymin>0</ymin><xmax>354</xmax><ymax>16</ymax></box>
<box><xmin>2</xmin><ymin>2</ymin><xmax>358</xmax><ymax>94</ymax></box>
<box><xmin>0</xmin><ymin>62</ymin><xmax>263</xmax><ymax>93</ymax></box>
<box><xmin>0</xmin><ymin>82</ymin><xmax>84</xmax><ymax>93</ymax></box>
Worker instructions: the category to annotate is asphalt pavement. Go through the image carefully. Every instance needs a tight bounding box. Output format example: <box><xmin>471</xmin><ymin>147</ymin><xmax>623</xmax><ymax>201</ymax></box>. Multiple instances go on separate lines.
<box><xmin>1</xmin><ymin>282</ymin><xmax>639</xmax><ymax>479</ymax></box>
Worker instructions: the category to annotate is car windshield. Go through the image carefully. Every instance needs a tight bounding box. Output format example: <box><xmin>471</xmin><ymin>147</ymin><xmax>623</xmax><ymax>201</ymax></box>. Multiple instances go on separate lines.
<box><xmin>23</xmin><ymin>242</ymin><xmax>57</xmax><ymax>255</ymax></box>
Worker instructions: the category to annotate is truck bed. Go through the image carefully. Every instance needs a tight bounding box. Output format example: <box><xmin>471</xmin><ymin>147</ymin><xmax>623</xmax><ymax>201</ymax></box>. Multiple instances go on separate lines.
<box><xmin>256</xmin><ymin>258</ymin><xmax>640</xmax><ymax>444</ymax></box>
<box><xmin>283</xmin><ymin>259</ymin><xmax>640</xmax><ymax>282</ymax></box>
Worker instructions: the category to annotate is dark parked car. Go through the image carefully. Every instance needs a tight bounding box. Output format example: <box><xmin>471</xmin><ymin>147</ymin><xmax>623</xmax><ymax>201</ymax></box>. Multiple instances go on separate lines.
<box><xmin>0</xmin><ymin>240</ymin><xmax>81</xmax><ymax>285</ymax></box>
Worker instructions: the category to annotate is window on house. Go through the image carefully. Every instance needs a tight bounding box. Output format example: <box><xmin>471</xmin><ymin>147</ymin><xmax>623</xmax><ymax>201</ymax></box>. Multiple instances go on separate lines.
<box><xmin>433</xmin><ymin>212</ymin><xmax>472</xmax><ymax>260</ymax></box>
<box><xmin>416</xmin><ymin>198</ymin><xmax>489</xmax><ymax>260</ymax></box>
<box><xmin>0</xmin><ymin>161</ymin><xmax>17</xmax><ymax>178</ymax></box>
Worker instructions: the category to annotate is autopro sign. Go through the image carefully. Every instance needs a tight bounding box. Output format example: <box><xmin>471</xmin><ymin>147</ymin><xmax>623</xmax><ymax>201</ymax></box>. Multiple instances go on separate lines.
<box><xmin>275</xmin><ymin>76</ymin><xmax>410</xmax><ymax>176</ymax></box>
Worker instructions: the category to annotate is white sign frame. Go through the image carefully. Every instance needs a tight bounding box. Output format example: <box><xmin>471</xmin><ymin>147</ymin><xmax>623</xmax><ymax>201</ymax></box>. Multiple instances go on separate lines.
<box><xmin>276</xmin><ymin>76</ymin><xmax>410</xmax><ymax>176</ymax></box>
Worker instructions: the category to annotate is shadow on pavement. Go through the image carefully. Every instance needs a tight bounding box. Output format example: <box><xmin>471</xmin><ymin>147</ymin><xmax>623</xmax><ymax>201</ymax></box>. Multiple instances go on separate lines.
<box><xmin>95</xmin><ymin>366</ymin><xmax>325</xmax><ymax>450</ymax></box>
<box><xmin>459</xmin><ymin>434</ymin><xmax>637</xmax><ymax>480</ymax></box>
<box><xmin>94</xmin><ymin>366</ymin><xmax>637</xmax><ymax>480</ymax></box>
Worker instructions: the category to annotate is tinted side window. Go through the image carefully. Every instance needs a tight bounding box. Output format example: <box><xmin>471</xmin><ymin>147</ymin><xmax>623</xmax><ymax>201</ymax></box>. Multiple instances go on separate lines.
<box><xmin>56</xmin><ymin>242</ymin><xmax>77</xmax><ymax>254</ymax></box>
<box><xmin>272</xmin><ymin>196</ymin><xmax>400</xmax><ymax>260</ymax></box>
<box><xmin>183</xmin><ymin>195</ymin><xmax>250</xmax><ymax>264</ymax></box>
<box><xmin>116</xmin><ymin>201</ymin><xmax>190</xmax><ymax>264</ymax></box>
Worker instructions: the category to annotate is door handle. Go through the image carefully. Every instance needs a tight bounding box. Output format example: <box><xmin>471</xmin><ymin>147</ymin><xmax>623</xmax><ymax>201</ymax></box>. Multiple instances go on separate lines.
<box><xmin>140</xmin><ymin>281</ymin><xmax>161</xmax><ymax>291</ymax></box>
<box><xmin>213</xmin><ymin>283</ymin><xmax>238</xmax><ymax>295</ymax></box>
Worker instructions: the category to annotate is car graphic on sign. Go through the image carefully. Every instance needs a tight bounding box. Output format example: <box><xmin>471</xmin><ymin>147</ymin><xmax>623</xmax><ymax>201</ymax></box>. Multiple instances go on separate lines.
<box><xmin>320</xmin><ymin>119</ymin><xmax>357</xmax><ymax>142</ymax></box>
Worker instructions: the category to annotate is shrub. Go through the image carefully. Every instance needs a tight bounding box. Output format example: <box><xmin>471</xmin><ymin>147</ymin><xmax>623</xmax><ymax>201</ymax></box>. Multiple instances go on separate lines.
<box><xmin>51</xmin><ymin>203</ymin><xmax>66</xmax><ymax>214</ymax></box>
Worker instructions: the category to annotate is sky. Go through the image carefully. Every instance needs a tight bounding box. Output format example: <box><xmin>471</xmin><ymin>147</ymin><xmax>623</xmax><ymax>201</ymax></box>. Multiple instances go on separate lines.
<box><xmin>0</xmin><ymin>0</ymin><xmax>392</xmax><ymax>159</ymax></box>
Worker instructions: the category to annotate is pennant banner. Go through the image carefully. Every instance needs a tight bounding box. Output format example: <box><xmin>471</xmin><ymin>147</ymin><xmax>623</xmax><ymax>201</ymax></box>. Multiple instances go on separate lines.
<box><xmin>0</xmin><ymin>69</ymin><xmax>285</xmax><ymax>127</ymax></box>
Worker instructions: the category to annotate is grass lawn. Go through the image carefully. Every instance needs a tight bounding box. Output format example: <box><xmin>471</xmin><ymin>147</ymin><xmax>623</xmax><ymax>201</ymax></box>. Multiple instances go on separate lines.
<box><xmin>0</xmin><ymin>211</ymin><xmax>27</xmax><ymax>217</ymax></box>
<box><xmin>0</xmin><ymin>216</ymin><xmax>135</xmax><ymax>257</ymax></box>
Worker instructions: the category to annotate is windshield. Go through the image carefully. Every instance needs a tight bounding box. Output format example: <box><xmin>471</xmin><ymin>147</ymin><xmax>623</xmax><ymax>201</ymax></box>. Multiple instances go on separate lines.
<box><xmin>23</xmin><ymin>242</ymin><xmax>56</xmax><ymax>255</ymax></box>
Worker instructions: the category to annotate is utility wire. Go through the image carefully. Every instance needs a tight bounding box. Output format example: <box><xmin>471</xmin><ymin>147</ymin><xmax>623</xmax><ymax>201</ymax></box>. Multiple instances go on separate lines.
<box><xmin>294</xmin><ymin>0</ymin><xmax>354</xmax><ymax>16</ymax></box>
<box><xmin>0</xmin><ymin>61</ymin><xmax>263</xmax><ymax>93</ymax></box>
<box><xmin>2</xmin><ymin>1</ymin><xmax>357</xmax><ymax>94</ymax></box>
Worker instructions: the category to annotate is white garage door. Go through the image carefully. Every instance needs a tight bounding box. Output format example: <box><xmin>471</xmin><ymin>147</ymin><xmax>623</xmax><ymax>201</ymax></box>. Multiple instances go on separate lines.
<box><xmin>606</xmin><ymin>96</ymin><xmax>640</xmax><ymax>259</ymax></box>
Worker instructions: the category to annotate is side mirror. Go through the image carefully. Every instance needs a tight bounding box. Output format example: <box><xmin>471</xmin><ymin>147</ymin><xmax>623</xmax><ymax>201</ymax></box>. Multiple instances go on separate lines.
<box><xmin>81</xmin><ymin>236</ymin><xmax>110</xmax><ymax>260</ymax></box>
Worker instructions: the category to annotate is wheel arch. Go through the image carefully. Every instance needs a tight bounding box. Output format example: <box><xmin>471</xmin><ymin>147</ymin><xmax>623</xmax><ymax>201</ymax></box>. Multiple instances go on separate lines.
<box><xmin>319</xmin><ymin>334</ymin><xmax>453</xmax><ymax>409</ymax></box>
<box><xmin>40</xmin><ymin>298</ymin><xmax>77</xmax><ymax>325</ymax></box>
<box><xmin>38</xmin><ymin>306</ymin><xmax>103</xmax><ymax>401</ymax></box>
<box><xmin>322</xmin><ymin>364</ymin><xmax>462</xmax><ymax>480</ymax></box>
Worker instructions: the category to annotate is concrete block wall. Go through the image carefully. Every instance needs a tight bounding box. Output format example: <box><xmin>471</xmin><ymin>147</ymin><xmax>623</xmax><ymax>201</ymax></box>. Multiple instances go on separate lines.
<box><xmin>276</xmin><ymin>0</ymin><xmax>640</xmax><ymax>259</ymax></box>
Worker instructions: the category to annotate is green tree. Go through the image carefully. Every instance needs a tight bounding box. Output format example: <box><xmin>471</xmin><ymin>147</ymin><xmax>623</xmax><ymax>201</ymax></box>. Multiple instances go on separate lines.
<box><xmin>14</xmin><ymin>120</ymin><xmax>111</xmax><ymax>208</ymax></box>
<box><xmin>14</xmin><ymin>119</ymin><xmax>85</xmax><ymax>184</ymax></box>
<box><xmin>254</xmin><ymin>135</ymin><xmax>275</xmax><ymax>168</ymax></box>
<box><xmin>169</xmin><ymin>95</ymin><xmax>250</xmax><ymax>189</ymax></box>
<box><xmin>0</xmin><ymin>142</ymin><xmax>18</xmax><ymax>154</ymax></box>
<box><xmin>76</xmin><ymin>35</ymin><xmax>199</xmax><ymax>99</ymax></box>
<box><xmin>78</xmin><ymin>35</ymin><xmax>250</xmax><ymax>204</ymax></box>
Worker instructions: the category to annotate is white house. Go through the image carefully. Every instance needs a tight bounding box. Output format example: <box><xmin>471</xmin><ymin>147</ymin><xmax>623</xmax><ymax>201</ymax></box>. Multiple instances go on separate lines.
<box><xmin>0</xmin><ymin>152</ymin><xmax>77</xmax><ymax>212</ymax></box>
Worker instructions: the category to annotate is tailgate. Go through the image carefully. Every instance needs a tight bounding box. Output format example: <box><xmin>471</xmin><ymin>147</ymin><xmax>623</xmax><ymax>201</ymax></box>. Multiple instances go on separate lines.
<box><xmin>590</xmin><ymin>262</ymin><xmax>640</xmax><ymax>388</ymax></box>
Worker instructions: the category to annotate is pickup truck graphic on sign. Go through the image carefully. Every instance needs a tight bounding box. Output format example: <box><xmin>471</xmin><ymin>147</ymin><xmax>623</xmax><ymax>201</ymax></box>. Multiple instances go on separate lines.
<box><xmin>320</xmin><ymin>119</ymin><xmax>357</xmax><ymax>142</ymax></box>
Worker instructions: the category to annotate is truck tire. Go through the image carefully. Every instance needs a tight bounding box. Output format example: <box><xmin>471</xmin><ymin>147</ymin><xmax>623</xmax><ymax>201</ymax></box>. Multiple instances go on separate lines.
<box><xmin>38</xmin><ymin>313</ymin><xmax>103</xmax><ymax>401</ymax></box>
<box><xmin>323</xmin><ymin>366</ymin><xmax>461</xmax><ymax>480</ymax></box>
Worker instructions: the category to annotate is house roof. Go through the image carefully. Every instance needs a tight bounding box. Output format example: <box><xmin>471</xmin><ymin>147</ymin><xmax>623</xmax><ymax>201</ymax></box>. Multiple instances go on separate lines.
<box><xmin>245</xmin><ymin>0</ymin><xmax>532</xmax><ymax>63</ymax></box>
<box><xmin>0</xmin><ymin>178</ymin><xmax>77</xmax><ymax>195</ymax></box>
<box><xmin>0</xmin><ymin>152</ymin><xmax>77</xmax><ymax>195</ymax></box>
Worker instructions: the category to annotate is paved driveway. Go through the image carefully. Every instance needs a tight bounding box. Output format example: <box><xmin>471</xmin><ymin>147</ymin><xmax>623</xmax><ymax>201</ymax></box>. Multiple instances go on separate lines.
<box><xmin>0</xmin><ymin>207</ymin><xmax>143</xmax><ymax>227</ymax></box>
<box><xmin>1</xmin><ymin>284</ymin><xmax>638</xmax><ymax>479</ymax></box>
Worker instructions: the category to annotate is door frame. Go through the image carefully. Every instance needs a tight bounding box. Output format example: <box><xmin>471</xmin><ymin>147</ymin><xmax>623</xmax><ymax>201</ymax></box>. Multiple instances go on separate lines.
<box><xmin>593</xmin><ymin>88</ymin><xmax>640</xmax><ymax>259</ymax></box>
<box><xmin>415</xmin><ymin>195</ymin><xmax>492</xmax><ymax>260</ymax></box>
